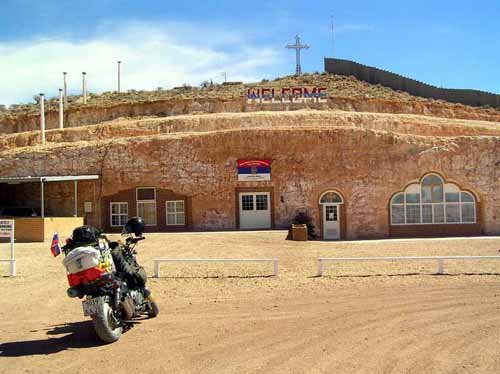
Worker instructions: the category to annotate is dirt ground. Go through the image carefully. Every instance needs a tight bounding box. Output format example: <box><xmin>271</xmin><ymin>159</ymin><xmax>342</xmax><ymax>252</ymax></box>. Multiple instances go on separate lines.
<box><xmin>1</xmin><ymin>232</ymin><xmax>500</xmax><ymax>374</ymax></box>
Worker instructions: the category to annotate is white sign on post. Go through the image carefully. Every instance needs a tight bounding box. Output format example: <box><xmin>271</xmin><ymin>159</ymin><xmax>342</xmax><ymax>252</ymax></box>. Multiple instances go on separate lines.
<box><xmin>0</xmin><ymin>220</ymin><xmax>16</xmax><ymax>276</ymax></box>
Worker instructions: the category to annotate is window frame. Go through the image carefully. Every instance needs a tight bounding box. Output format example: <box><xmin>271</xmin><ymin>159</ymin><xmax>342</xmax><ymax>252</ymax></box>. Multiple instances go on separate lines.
<box><xmin>110</xmin><ymin>202</ymin><xmax>129</xmax><ymax>227</ymax></box>
<box><xmin>136</xmin><ymin>187</ymin><xmax>156</xmax><ymax>201</ymax></box>
<box><xmin>319</xmin><ymin>191</ymin><xmax>344</xmax><ymax>205</ymax></box>
<box><xmin>390</xmin><ymin>177</ymin><xmax>476</xmax><ymax>226</ymax></box>
<box><xmin>136</xmin><ymin>187</ymin><xmax>157</xmax><ymax>226</ymax></box>
<box><xmin>166</xmin><ymin>200</ymin><xmax>186</xmax><ymax>226</ymax></box>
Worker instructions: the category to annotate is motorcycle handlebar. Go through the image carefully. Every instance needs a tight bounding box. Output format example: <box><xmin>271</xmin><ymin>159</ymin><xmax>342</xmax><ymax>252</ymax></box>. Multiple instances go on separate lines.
<box><xmin>126</xmin><ymin>236</ymin><xmax>145</xmax><ymax>244</ymax></box>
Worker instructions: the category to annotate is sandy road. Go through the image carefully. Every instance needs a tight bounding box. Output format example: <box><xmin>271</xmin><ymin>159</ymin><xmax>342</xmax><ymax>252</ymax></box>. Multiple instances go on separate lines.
<box><xmin>1</xmin><ymin>232</ymin><xmax>500</xmax><ymax>373</ymax></box>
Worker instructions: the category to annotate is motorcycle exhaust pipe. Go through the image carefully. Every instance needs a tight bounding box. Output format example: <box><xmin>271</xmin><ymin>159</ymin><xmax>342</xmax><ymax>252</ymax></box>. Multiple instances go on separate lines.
<box><xmin>67</xmin><ymin>287</ymin><xmax>82</xmax><ymax>298</ymax></box>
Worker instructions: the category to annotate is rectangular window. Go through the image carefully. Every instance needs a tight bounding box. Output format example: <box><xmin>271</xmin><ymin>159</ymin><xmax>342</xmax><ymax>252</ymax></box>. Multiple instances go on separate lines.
<box><xmin>445</xmin><ymin>192</ymin><xmax>460</xmax><ymax>203</ymax></box>
<box><xmin>255</xmin><ymin>194</ymin><xmax>268</xmax><ymax>211</ymax></box>
<box><xmin>461</xmin><ymin>204</ymin><xmax>476</xmax><ymax>223</ymax></box>
<box><xmin>422</xmin><ymin>204</ymin><xmax>433</xmax><ymax>223</ymax></box>
<box><xmin>391</xmin><ymin>205</ymin><xmax>405</xmax><ymax>224</ymax></box>
<box><xmin>166</xmin><ymin>200</ymin><xmax>186</xmax><ymax>225</ymax></box>
<box><xmin>406</xmin><ymin>193</ymin><xmax>420</xmax><ymax>204</ymax></box>
<box><xmin>138</xmin><ymin>201</ymin><xmax>157</xmax><ymax>225</ymax></box>
<box><xmin>137</xmin><ymin>187</ymin><xmax>157</xmax><ymax>226</ymax></box>
<box><xmin>241</xmin><ymin>195</ymin><xmax>254</xmax><ymax>211</ymax></box>
<box><xmin>325</xmin><ymin>205</ymin><xmax>338</xmax><ymax>222</ymax></box>
<box><xmin>137</xmin><ymin>187</ymin><xmax>155</xmax><ymax>201</ymax></box>
<box><xmin>446</xmin><ymin>204</ymin><xmax>460</xmax><ymax>223</ymax></box>
<box><xmin>406</xmin><ymin>205</ymin><xmax>421</xmax><ymax>224</ymax></box>
<box><xmin>110</xmin><ymin>202</ymin><xmax>128</xmax><ymax>227</ymax></box>
<box><xmin>433</xmin><ymin>204</ymin><xmax>445</xmax><ymax>223</ymax></box>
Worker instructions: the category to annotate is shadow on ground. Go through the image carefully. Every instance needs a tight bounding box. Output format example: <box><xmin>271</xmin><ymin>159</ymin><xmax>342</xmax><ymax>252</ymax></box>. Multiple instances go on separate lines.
<box><xmin>156</xmin><ymin>274</ymin><xmax>276</xmax><ymax>279</ymax></box>
<box><xmin>311</xmin><ymin>272</ymin><xmax>500</xmax><ymax>279</ymax></box>
<box><xmin>0</xmin><ymin>321</ymin><xmax>106</xmax><ymax>356</ymax></box>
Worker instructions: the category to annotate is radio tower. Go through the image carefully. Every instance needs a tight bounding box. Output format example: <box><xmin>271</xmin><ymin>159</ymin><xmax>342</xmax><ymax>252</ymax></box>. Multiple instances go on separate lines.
<box><xmin>286</xmin><ymin>35</ymin><xmax>309</xmax><ymax>75</ymax></box>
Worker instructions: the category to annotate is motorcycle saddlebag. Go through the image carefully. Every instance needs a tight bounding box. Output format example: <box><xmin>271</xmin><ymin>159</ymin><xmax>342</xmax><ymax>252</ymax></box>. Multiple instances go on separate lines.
<box><xmin>63</xmin><ymin>246</ymin><xmax>105</xmax><ymax>287</ymax></box>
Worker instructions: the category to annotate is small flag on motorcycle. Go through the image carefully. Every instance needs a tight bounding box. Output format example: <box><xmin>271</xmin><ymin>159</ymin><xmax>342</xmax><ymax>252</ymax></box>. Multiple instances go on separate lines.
<box><xmin>50</xmin><ymin>232</ymin><xmax>61</xmax><ymax>257</ymax></box>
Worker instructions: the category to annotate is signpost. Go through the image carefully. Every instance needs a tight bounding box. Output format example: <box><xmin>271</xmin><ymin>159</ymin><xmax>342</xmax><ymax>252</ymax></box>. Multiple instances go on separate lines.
<box><xmin>0</xmin><ymin>220</ymin><xmax>16</xmax><ymax>276</ymax></box>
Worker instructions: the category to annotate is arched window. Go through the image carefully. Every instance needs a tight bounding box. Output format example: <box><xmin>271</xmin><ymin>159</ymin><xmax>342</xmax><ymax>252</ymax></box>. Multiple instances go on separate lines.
<box><xmin>391</xmin><ymin>174</ymin><xmax>476</xmax><ymax>225</ymax></box>
<box><xmin>319</xmin><ymin>191</ymin><xmax>343</xmax><ymax>204</ymax></box>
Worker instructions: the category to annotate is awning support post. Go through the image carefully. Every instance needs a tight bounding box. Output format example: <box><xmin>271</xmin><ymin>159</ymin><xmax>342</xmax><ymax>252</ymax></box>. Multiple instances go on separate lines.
<box><xmin>74</xmin><ymin>180</ymin><xmax>78</xmax><ymax>217</ymax></box>
<box><xmin>40</xmin><ymin>180</ymin><xmax>45</xmax><ymax>218</ymax></box>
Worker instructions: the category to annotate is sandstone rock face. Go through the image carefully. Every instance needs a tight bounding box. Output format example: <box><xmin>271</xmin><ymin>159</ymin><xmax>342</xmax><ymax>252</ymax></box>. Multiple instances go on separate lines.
<box><xmin>0</xmin><ymin>110</ymin><xmax>498</xmax><ymax>239</ymax></box>
<box><xmin>2</xmin><ymin>97</ymin><xmax>500</xmax><ymax>135</ymax></box>
<box><xmin>1</xmin><ymin>110</ymin><xmax>500</xmax><ymax>152</ymax></box>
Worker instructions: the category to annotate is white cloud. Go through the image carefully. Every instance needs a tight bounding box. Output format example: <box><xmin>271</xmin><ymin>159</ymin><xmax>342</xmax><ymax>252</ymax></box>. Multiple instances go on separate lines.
<box><xmin>0</xmin><ymin>21</ymin><xmax>285</xmax><ymax>106</ymax></box>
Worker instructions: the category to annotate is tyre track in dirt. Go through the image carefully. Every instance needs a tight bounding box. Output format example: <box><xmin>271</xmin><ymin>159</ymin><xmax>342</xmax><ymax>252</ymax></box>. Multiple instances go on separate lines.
<box><xmin>2</xmin><ymin>234</ymin><xmax>500</xmax><ymax>373</ymax></box>
<box><xmin>159</xmin><ymin>285</ymin><xmax>500</xmax><ymax>374</ymax></box>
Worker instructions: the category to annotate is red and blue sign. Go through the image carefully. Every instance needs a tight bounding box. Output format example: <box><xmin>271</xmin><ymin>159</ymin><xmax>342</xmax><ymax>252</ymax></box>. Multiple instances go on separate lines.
<box><xmin>247</xmin><ymin>87</ymin><xmax>328</xmax><ymax>104</ymax></box>
<box><xmin>237</xmin><ymin>159</ymin><xmax>271</xmax><ymax>181</ymax></box>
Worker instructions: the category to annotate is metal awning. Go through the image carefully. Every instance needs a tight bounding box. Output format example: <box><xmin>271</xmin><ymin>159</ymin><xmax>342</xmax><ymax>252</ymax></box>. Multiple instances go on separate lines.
<box><xmin>0</xmin><ymin>175</ymin><xmax>99</xmax><ymax>218</ymax></box>
<box><xmin>0</xmin><ymin>175</ymin><xmax>99</xmax><ymax>184</ymax></box>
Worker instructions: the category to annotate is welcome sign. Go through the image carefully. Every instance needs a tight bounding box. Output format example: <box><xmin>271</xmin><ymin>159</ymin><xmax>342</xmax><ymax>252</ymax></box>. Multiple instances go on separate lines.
<box><xmin>237</xmin><ymin>159</ymin><xmax>271</xmax><ymax>181</ymax></box>
<box><xmin>247</xmin><ymin>87</ymin><xmax>328</xmax><ymax>104</ymax></box>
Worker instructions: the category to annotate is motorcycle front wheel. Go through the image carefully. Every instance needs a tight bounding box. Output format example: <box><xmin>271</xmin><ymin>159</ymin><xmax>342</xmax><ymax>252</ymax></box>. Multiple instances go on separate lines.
<box><xmin>91</xmin><ymin>296</ymin><xmax>123</xmax><ymax>343</ymax></box>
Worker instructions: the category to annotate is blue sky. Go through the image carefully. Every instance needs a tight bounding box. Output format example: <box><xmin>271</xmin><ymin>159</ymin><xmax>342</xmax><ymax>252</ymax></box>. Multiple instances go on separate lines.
<box><xmin>0</xmin><ymin>0</ymin><xmax>499</xmax><ymax>105</ymax></box>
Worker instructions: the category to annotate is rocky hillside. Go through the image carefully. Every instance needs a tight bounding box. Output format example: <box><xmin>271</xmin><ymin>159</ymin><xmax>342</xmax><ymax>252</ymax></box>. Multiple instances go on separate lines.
<box><xmin>2</xmin><ymin>110</ymin><xmax>500</xmax><ymax>152</ymax></box>
<box><xmin>1</xmin><ymin>73</ymin><xmax>500</xmax><ymax>134</ymax></box>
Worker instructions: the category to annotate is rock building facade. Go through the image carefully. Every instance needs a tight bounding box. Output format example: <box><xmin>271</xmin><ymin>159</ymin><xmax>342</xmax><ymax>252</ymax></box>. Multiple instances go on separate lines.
<box><xmin>0</xmin><ymin>109</ymin><xmax>499</xmax><ymax>240</ymax></box>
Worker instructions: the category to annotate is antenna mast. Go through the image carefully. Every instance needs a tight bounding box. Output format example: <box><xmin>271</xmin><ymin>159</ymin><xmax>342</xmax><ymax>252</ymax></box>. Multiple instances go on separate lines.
<box><xmin>331</xmin><ymin>15</ymin><xmax>335</xmax><ymax>58</ymax></box>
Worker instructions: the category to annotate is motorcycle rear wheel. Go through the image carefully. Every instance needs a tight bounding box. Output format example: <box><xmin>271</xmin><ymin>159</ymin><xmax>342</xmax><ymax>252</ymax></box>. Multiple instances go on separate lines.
<box><xmin>92</xmin><ymin>297</ymin><xmax>123</xmax><ymax>343</ymax></box>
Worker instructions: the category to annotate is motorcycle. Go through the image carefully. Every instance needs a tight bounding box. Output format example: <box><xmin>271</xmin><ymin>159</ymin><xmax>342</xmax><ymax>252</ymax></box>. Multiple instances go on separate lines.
<box><xmin>61</xmin><ymin>226</ymin><xmax>159</xmax><ymax>343</ymax></box>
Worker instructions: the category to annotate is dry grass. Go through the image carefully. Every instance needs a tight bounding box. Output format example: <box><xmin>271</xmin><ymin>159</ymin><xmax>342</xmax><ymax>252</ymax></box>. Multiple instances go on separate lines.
<box><xmin>3</xmin><ymin>73</ymin><xmax>499</xmax><ymax>119</ymax></box>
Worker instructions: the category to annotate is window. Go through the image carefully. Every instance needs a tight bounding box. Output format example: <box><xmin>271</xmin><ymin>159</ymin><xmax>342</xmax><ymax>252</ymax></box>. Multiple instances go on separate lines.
<box><xmin>391</xmin><ymin>204</ymin><xmax>405</xmax><ymax>224</ymax></box>
<box><xmin>406</xmin><ymin>205</ymin><xmax>421</xmax><ymax>224</ymax></box>
<box><xmin>422</xmin><ymin>175</ymin><xmax>443</xmax><ymax>203</ymax></box>
<box><xmin>136</xmin><ymin>187</ymin><xmax>157</xmax><ymax>226</ymax></box>
<box><xmin>110</xmin><ymin>202</ymin><xmax>128</xmax><ymax>227</ymax></box>
<box><xmin>390</xmin><ymin>174</ymin><xmax>476</xmax><ymax>225</ymax></box>
<box><xmin>422</xmin><ymin>204</ymin><xmax>433</xmax><ymax>223</ymax></box>
<box><xmin>137</xmin><ymin>187</ymin><xmax>155</xmax><ymax>201</ymax></box>
<box><xmin>320</xmin><ymin>191</ymin><xmax>343</xmax><ymax>204</ymax></box>
<box><xmin>241</xmin><ymin>195</ymin><xmax>254</xmax><ymax>211</ymax></box>
<box><xmin>166</xmin><ymin>200</ymin><xmax>186</xmax><ymax>225</ymax></box>
<box><xmin>446</xmin><ymin>204</ymin><xmax>460</xmax><ymax>223</ymax></box>
<box><xmin>255</xmin><ymin>195</ymin><xmax>268</xmax><ymax>210</ymax></box>
<box><xmin>325</xmin><ymin>205</ymin><xmax>338</xmax><ymax>221</ymax></box>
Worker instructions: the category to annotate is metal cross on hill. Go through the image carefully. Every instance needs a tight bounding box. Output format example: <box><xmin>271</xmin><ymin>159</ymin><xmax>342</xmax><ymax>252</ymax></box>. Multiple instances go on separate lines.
<box><xmin>286</xmin><ymin>35</ymin><xmax>310</xmax><ymax>76</ymax></box>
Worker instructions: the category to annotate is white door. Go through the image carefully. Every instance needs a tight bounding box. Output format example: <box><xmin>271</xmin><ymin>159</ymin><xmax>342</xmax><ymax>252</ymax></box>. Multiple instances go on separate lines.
<box><xmin>323</xmin><ymin>204</ymin><xmax>340</xmax><ymax>240</ymax></box>
<box><xmin>239</xmin><ymin>192</ymin><xmax>271</xmax><ymax>230</ymax></box>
